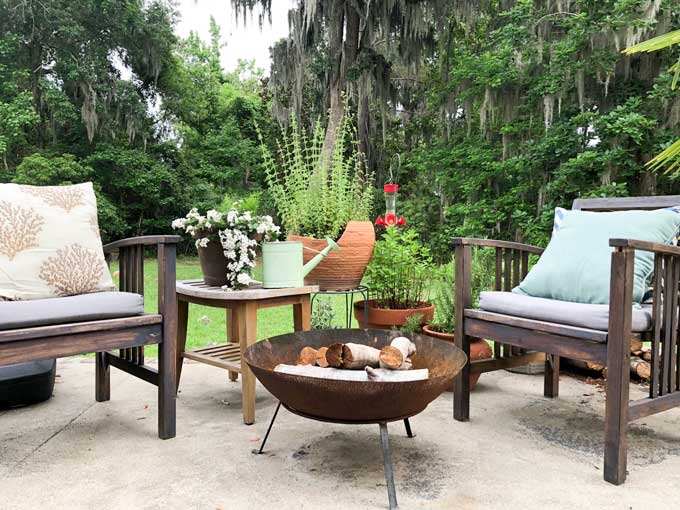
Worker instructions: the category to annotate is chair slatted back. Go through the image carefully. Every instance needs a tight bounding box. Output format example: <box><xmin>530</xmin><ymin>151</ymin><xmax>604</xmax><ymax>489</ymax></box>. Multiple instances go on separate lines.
<box><xmin>118</xmin><ymin>245</ymin><xmax>145</xmax><ymax>365</ymax></box>
<box><xmin>572</xmin><ymin>195</ymin><xmax>680</xmax><ymax>211</ymax></box>
<box><xmin>571</xmin><ymin>195</ymin><xmax>680</xmax><ymax>397</ymax></box>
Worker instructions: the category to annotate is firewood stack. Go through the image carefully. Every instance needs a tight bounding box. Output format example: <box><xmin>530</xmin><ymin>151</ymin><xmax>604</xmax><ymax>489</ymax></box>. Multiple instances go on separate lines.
<box><xmin>274</xmin><ymin>337</ymin><xmax>429</xmax><ymax>382</ymax></box>
<box><xmin>564</xmin><ymin>337</ymin><xmax>652</xmax><ymax>381</ymax></box>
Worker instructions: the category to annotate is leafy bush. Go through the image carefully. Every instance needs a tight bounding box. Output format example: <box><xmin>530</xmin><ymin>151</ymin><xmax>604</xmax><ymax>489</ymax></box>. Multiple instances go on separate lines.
<box><xmin>221</xmin><ymin>190</ymin><xmax>262</xmax><ymax>214</ymax></box>
<box><xmin>364</xmin><ymin>228</ymin><xmax>433</xmax><ymax>310</ymax></box>
<box><xmin>259</xmin><ymin>110</ymin><xmax>374</xmax><ymax>239</ymax></box>
<box><xmin>430</xmin><ymin>250</ymin><xmax>496</xmax><ymax>333</ymax></box>
<box><xmin>311</xmin><ymin>298</ymin><xmax>337</xmax><ymax>330</ymax></box>
<box><xmin>14</xmin><ymin>153</ymin><xmax>91</xmax><ymax>185</ymax></box>
<box><xmin>400</xmin><ymin>313</ymin><xmax>424</xmax><ymax>334</ymax></box>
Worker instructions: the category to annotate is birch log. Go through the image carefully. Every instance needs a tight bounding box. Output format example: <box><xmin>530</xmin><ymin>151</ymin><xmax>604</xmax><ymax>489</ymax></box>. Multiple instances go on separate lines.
<box><xmin>630</xmin><ymin>357</ymin><xmax>651</xmax><ymax>380</ymax></box>
<box><xmin>379</xmin><ymin>337</ymin><xmax>416</xmax><ymax>370</ymax></box>
<box><xmin>365</xmin><ymin>366</ymin><xmax>427</xmax><ymax>381</ymax></box>
<box><xmin>325</xmin><ymin>343</ymin><xmax>344</xmax><ymax>368</ymax></box>
<box><xmin>298</xmin><ymin>346</ymin><xmax>318</xmax><ymax>365</ymax></box>
<box><xmin>273</xmin><ymin>364</ymin><xmax>428</xmax><ymax>382</ymax></box>
<box><xmin>342</xmin><ymin>343</ymin><xmax>381</xmax><ymax>369</ymax></box>
<box><xmin>315</xmin><ymin>346</ymin><xmax>329</xmax><ymax>367</ymax></box>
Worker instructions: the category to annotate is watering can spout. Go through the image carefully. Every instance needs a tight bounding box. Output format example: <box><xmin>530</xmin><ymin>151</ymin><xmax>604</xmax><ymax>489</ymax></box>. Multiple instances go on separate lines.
<box><xmin>302</xmin><ymin>238</ymin><xmax>341</xmax><ymax>277</ymax></box>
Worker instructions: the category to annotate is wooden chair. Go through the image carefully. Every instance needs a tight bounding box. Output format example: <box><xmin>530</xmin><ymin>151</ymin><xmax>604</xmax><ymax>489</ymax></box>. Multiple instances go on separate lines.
<box><xmin>453</xmin><ymin>195</ymin><xmax>680</xmax><ymax>484</ymax></box>
<box><xmin>0</xmin><ymin>235</ymin><xmax>179</xmax><ymax>439</ymax></box>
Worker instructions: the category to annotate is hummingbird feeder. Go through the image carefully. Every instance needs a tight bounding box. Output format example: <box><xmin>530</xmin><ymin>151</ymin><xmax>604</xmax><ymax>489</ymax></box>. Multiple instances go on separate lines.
<box><xmin>375</xmin><ymin>154</ymin><xmax>406</xmax><ymax>227</ymax></box>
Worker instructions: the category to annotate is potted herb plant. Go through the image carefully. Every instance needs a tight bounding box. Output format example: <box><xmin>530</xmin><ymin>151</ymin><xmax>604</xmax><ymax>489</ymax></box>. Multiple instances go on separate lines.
<box><xmin>172</xmin><ymin>207</ymin><xmax>280</xmax><ymax>288</ymax></box>
<box><xmin>354</xmin><ymin>227</ymin><xmax>434</xmax><ymax>329</ymax></box>
<box><xmin>423</xmin><ymin>262</ymin><xmax>492</xmax><ymax>390</ymax></box>
<box><xmin>259</xmin><ymin>110</ymin><xmax>375</xmax><ymax>290</ymax></box>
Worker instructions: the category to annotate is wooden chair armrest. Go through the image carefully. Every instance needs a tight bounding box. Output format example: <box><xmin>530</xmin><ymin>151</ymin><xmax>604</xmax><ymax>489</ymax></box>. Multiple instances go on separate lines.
<box><xmin>451</xmin><ymin>237</ymin><xmax>544</xmax><ymax>255</ymax></box>
<box><xmin>103</xmin><ymin>235</ymin><xmax>181</xmax><ymax>254</ymax></box>
<box><xmin>610</xmin><ymin>238</ymin><xmax>680</xmax><ymax>257</ymax></box>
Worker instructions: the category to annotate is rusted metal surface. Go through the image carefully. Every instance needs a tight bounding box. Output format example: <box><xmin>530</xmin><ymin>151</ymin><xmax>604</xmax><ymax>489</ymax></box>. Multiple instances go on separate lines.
<box><xmin>244</xmin><ymin>329</ymin><xmax>467</xmax><ymax>423</ymax></box>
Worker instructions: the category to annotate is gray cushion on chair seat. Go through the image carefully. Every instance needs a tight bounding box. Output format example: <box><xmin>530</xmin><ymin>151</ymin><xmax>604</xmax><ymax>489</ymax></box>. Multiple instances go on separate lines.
<box><xmin>0</xmin><ymin>292</ymin><xmax>144</xmax><ymax>331</ymax></box>
<box><xmin>478</xmin><ymin>291</ymin><xmax>653</xmax><ymax>332</ymax></box>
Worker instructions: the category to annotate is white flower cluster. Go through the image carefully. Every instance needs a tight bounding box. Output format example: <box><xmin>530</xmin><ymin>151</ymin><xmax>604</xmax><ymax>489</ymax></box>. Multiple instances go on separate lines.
<box><xmin>172</xmin><ymin>207</ymin><xmax>280</xmax><ymax>290</ymax></box>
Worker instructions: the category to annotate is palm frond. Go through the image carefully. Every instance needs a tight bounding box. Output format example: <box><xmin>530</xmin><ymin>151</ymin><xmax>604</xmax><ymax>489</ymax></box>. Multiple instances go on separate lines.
<box><xmin>647</xmin><ymin>139</ymin><xmax>680</xmax><ymax>174</ymax></box>
<box><xmin>624</xmin><ymin>29</ymin><xmax>680</xmax><ymax>54</ymax></box>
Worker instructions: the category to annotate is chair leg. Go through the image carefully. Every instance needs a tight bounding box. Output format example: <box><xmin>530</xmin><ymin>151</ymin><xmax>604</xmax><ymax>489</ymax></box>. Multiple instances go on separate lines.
<box><xmin>604</xmin><ymin>346</ymin><xmax>630</xmax><ymax>484</ymax></box>
<box><xmin>158</xmin><ymin>336</ymin><xmax>177</xmax><ymax>439</ymax></box>
<box><xmin>95</xmin><ymin>352</ymin><xmax>110</xmax><ymax>402</ymax></box>
<box><xmin>453</xmin><ymin>333</ymin><xmax>471</xmax><ymax>422</ymax></box>
<box><xmin>544</xmin><ymin>354</ymin><xmax>559</xmax><ymax>398</ymax></box>
<box><xmin>603</xmin><ymin>247</ymin><xmax>633</xmax><ymax>485</ymax></box>
<box><xmin>158</xmin><ymin>243</ymin><xmax>177</xmax><ymax>440</ymax></box>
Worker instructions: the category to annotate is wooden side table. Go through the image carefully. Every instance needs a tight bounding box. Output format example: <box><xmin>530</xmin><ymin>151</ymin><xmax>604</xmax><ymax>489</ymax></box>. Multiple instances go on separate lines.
<box><xmin>175</xmin><ymin>280</ymin><xmax>318</xmax><ymax>425</ymax></box>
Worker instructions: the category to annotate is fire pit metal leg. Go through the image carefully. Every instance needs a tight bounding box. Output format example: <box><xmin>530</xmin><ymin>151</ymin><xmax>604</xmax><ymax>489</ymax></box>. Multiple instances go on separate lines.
<box><xmin>253</xmin><ymin>401</ymin><xmax>281</xmax><ymax>455</ymax></box>
<box><xmin>379</xmin><ymin>422</ymin><xmax>398</xmax><ymax>510</ymax></box>
<box><xmin>403</xmin><ymin>418</ymin><xmax>414</xmax><ymax>438</ymax></box>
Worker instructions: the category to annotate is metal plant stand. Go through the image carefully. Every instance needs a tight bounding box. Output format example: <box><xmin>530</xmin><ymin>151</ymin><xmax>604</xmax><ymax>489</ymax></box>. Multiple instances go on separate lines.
<box><xmin>253</xmin><ymin>401</ymin><xmax>414</xmax><ymax>510</ymax></box>
<box><xmin>310</xmin><ymin>286</ymin><xmax>369</xmax><ymax>328</ymax></box>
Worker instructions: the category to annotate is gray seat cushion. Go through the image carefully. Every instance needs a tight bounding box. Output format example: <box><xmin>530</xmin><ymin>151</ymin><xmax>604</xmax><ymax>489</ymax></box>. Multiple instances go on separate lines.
<box><xmin>0</xmin><ymin>292</ymin><xmax>144</xmax><ymax>330</ymax></box>
<box><xmin>478</xmin><ymin>291</ymin><xmax>653</xmax><ymax>332</ymax></box>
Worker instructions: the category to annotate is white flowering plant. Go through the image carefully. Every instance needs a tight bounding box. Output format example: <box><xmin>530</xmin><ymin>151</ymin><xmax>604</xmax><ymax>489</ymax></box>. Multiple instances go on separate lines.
<box><xmin>172</xmin><ymin>207</ymin><xmax>280</xmax><ymax>289</ymax></box>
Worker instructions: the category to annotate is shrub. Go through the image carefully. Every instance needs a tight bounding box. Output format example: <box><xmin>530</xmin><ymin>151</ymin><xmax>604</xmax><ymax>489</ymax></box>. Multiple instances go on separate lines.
<box><xmin>364</xmin><ymin>227</ymin><xmax>433</xmax><ymax>310</ymax></box>
<box><xmin>311</xmin><ymin>298</ymin><xmax>337</xmax><ymax>330</ymax></box>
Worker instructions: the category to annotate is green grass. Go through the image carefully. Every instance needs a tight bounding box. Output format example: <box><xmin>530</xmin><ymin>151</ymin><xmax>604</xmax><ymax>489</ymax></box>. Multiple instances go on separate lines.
<box><xmin>115</xmin><ymin>257</ymin><xmax>362</xmax><ymax>357</ymax></box>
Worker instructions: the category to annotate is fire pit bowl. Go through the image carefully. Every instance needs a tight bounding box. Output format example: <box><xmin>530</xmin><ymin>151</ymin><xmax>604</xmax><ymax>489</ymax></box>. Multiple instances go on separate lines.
<box><xmin>244</xmin><ymin>328</ymin><xmax>467</xmax><ymax>423</ymax></box>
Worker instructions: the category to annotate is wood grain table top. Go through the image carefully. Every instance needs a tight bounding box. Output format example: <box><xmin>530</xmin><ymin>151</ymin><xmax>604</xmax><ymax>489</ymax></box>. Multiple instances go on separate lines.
<box><xmin>176</xmin><ymin>279</ymin><xmax>318</xmax><ymax>301</ymax></box>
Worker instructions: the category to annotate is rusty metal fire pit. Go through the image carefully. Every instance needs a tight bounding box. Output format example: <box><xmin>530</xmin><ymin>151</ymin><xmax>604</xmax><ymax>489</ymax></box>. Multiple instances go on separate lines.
<box><xmin>244</xmin><ymin>329</ymin><xmax>467</xmax><ymax>509</ymax></box>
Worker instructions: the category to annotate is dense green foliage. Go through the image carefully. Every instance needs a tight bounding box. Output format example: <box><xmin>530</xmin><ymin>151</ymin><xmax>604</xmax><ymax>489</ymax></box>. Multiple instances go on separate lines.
<box><xmin>403</xmin><ymin>2</ymin><xmax>680</xmax><ymax>258</ymax></box>
<box><xmin>2</xmin><ymin>1</ymin><xmax>680</xmax><ymax>263</ymax></box>
<box><xmin>0</xmin><ymin>2</ymin><xmax>270</xmax><ymax>247</ymax></box>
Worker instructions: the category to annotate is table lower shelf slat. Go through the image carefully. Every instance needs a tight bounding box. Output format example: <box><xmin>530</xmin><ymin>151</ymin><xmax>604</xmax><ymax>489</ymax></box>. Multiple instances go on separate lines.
<box><xmin>182</xmin><ymin>343</ymin><xmax>242</xmax><ymax>372</ymax></box>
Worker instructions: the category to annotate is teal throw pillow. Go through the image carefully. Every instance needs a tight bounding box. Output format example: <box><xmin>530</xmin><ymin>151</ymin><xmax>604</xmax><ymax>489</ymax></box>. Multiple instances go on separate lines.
<box><xmin>515</xmin><ymin>208</ymin><xmax>680</xmax><ymax>304</ymax></box>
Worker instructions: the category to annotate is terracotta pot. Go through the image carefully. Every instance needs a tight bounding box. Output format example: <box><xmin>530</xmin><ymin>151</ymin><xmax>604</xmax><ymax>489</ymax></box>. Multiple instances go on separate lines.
<box><xmin>197</xmin><ymin>239</ymin><xmax>229</xmax><ymax>286</ymax></box>
<box><xmin>353</xmin><ymin>299</ymin><xmax>434</xmax><ymax>329</ymax></box>
<box><xmin>288</xmin><ymin>220</ymin><xmax>375</xmax><ymax>291</ymax></box>
<box><xmin>422</xmin><ymin>325</ymin><xmax>492</xmax><ymax>390</ymax></box>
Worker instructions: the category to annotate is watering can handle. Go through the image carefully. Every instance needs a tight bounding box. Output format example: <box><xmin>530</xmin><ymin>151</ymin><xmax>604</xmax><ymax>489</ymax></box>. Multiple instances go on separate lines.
<box><xmin>302</xmin><ymin>246</ymin><xmax>324</xmax><ymax>255</ymax></box>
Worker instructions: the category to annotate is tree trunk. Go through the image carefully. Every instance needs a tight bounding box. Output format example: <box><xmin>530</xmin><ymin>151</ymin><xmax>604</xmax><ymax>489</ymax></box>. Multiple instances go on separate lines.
<box><xmin>321</xmin><ymin>0</ymin><xmax>346</xmax><ymax>165</ymax></box>
<box><xmin>344</xmin><ymin>7</ymin><xmax>369</xmax><ymax>159</ymax></box>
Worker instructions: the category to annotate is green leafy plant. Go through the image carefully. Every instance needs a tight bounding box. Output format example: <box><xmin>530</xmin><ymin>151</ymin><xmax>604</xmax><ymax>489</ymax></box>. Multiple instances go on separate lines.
<box><xmin>429</xmin><ymin>251</ymin><xmax>496</xmax><ymax>333</ymax></box>
<box><xmin>625</xmin><ymin>30</ymin><xmax>680</xmax><ymax>173</ymax></box>
<box><xmin>221</xmin><ymin>190</ymin><xmax>262</xmax><ymax>214</ymax></box>
<box><xmin>364</xmin><ymin>228</ymin><xmax>434</xmax><ymax>310</ymax></box>
<box><xmin>258</xmin><ymin>108</ymin><xmax>374</xmax><ymax>239</ymax></box>
<box><xmin>431</xmin><ymin>264</ymin><xmax>456</xmax><ymax>333</ymax></box>
<box><xmin>311</xmin><ymin>298</ymin><xmax>337</xmax><ymax>330</ymax></box>
<box><xmin>400</xmin><ymin>313</ymin><xmax>424</xmax><ymax>334</ymax></box>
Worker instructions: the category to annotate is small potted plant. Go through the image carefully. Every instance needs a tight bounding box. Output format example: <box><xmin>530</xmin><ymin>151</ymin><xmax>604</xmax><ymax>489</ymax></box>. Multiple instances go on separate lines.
<box><xmin>423</xmin><ymin>263</ymin><xmax>492</xmax><ymax>390</ymax></box>
<box><xmin>354</xmin><ymin>227</ymin><xmax>434</xmax><ymax>329</ymax></box>
<box><xmin>172</xmin><ymin>207</ymin><xmax>280</xmax><ymax>289</ymax></box>
<box><xmin>259</xmin><ymin>109</ymin><xmax>375</xmax><ymax>290</ymax></box>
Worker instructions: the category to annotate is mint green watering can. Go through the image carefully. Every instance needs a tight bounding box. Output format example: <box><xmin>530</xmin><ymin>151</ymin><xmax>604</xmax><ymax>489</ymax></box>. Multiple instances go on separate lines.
<box><xmin>262</xmin><ymin>239</ymin><xmax>340</xmax><ymax>288</ymax></box>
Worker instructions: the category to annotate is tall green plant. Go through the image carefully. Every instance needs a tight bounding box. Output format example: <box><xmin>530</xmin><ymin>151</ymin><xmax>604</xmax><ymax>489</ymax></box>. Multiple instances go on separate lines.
<box><xmin>259</xmin><ymin>109</ymin><xmax>374</xmax><ymax>239</ymax></box>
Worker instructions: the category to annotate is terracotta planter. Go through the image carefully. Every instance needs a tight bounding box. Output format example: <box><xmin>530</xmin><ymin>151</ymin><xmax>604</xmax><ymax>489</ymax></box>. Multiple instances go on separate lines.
<box><xmin>197</xmin><ymin>240</ymin><xmax>229</xmax><ymax>286</ymax></box>
<box><xmin>353</xmin><ymin>299</ymin><xmax>434</xmax><ymax>329</ymax></box>
<box><xmin>288</xmin><ymin>220</ymin><xmax>375</xmax><ymax>291</ymax></box>
<box><xmin>422</xmin><ymin>325</ymin><xmax>492</xmax><ymax>390</ymax></box>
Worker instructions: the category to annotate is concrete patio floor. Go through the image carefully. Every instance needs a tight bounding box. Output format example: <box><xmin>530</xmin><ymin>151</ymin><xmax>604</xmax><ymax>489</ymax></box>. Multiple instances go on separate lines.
<box><xmin>2</xmin><ymin>359</ymin><xmax>680</xmax><ymax>510</ymax></box>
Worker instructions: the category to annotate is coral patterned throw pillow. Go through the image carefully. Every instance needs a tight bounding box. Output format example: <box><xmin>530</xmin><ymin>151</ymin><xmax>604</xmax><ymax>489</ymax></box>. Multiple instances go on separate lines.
<box><xmin>0</xmin><ymin>182</ymin><xmax>115</xmax><ymax>300</ymax></box>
